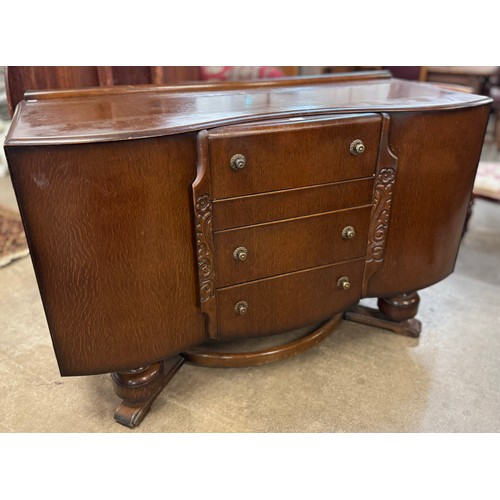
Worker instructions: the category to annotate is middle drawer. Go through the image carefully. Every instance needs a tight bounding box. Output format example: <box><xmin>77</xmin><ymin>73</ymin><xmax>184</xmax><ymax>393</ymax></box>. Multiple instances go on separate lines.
<box><xmin>214</xmin><ymin>205</ymin><xmax>371</xmax><ymax>288</ymax></box>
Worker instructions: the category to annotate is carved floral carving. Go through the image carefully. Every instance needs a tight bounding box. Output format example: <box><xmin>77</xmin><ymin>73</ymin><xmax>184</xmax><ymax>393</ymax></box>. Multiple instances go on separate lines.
<box><xmin>195</xmin><ymin>193</ymin><xmax>215</xmax><ymax>303</ymax></box>
<box><xmin>366</xmin><ymin>167</ymin><xmax>396</xmax><ymax>263</ymax></box>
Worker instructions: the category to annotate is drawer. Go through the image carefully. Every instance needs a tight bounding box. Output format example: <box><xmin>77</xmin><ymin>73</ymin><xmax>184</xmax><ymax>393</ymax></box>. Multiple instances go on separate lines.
<box><xmin>216</xmin><ymin>258</ymin><xmax>365</xmax><ymax>338</ymax></box>
<box><xmin>214</xmin><ymin>205</ymin><xmax>371</xmax><ymax>287</ymax></box>
<box><xmin>212</xmin><ymin>177</ymin><xmax>374</xmax><ymax>231</ymax></box>
<box><xmin>208</xmin><ymin>113</ymin><xmax>382</xmax><ymax>199</ymax></box>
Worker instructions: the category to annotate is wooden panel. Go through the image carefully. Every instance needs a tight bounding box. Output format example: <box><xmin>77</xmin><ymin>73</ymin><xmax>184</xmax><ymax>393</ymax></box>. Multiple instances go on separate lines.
<box><xmin>215</xmin><ymin>206</ymin><xmax>371</xmax><ymax>287</ymax></box>
<box><xmin>208</xmin><ymin>114</ymin><xmax>382</xmax><ymax>198</ymax></box>
<box><xmin>192</xmin><ymin>131</ymin><xmax>217</xmax><ymax>338</ymax></box>
<box><xmin>216</xmin><ymin>259</ymin><xmax>365</xmax><ymax>338</ymax></box>
<box><xmin>212</xmin><ymin>177</ymin><xmax>374</xmax><ymax>230</ymax></box>
<box><xmin>111</xmin><ymin>66</ymin><xmax>151</xmax><ymax>85</ymax></box>
<box><xmin>6</xmin><ymin>135</ymin><xmax>207</xmax><ymax>376</ymax></box>
<box><xmin>25</xmin><ymin>70</ymin><xmax>392</xmax><ymax>102</ymax></box>
<box><xmin>365</xmin><ymin>106</ymin><xmax>491</xmax><ymax>297</ymax></box>
<box><xmin>362</xmin><ymin>113</ymin><xmax>398</xmax><ymax>295</ymax></box>
<box><xmin>162</xmin><ymin>66</ymin><xmax>202</xmax><ymax>83</ymax></box>
<box><xmin>5</xmin><ymin>66</ymin><xmax>101</xmax><ymax>116</ymax></box>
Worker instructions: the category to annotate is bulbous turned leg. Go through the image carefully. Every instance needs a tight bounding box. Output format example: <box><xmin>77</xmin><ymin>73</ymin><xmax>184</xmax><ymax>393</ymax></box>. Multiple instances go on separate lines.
<box><xmin>112</xmin><ymin>356</ymin><xmax>185</xmax><ymax>428</ymax></box>
<box><xmin>344</xmin><ymin>292</ymin><xmax>422</xmax><ymax>338</ymax></box>
<box><xmin>378</xmin><ymin>293</ymin><xmax>420</xmax><ymax>322</ymax></box>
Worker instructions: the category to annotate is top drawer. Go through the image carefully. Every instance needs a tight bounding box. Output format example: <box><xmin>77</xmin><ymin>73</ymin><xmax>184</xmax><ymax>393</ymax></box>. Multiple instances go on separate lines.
<box><xmin>208</xmin><ymin>113</ymin><xmax>382</xmax><ymax>199</ymax></box>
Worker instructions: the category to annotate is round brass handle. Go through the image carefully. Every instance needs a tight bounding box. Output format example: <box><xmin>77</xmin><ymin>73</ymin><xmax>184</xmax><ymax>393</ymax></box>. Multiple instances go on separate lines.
<box><xmin>230</xmin><ymin>154</ymin><xmax>247</xmax><ymax>171</ymax></box>
<box><xmin>337</xmin><ymin>276</ymin><xmax>351</xmax><ymax>290</ymax></box>
<box><xmin>234</xmin><ymin>301</ymin><xmax>248</xmax><ymax>315</ymax></box>
<box><xmin>342</xmin><ymin>226</ymin><xmax>356</xmax><ymax>240</ymax></box>
<box><xmin>350</xmin><ymin>139</ymin><xmax>365</xmax><ymax>155</ymax></box>
<box><xmin>233</xmin><ymin>246</ymin><xmax>248</xmax><ymax>261</ymax></box>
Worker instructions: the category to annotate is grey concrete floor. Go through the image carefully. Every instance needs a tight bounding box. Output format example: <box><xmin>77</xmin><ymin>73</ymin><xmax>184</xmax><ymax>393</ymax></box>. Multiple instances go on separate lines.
<box><xmin>0</xmin><ymin>137</ymin><xmax>499</xmax><ymax>432</ymax></box>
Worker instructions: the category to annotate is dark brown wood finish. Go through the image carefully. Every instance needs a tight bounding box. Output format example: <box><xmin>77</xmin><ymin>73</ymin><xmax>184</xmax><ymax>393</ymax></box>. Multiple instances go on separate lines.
<box><xmin>212</xmin><ymin>177</ymin><xmax>374</xmax><ymax>231</ymax></box>
<box><xmin>362</xmin><ymin>113</ymin><xmax>398</xmax><ymax>295</ymax></box>
<box><xmin>207</xmin><ymin>114</ymin><xmax>382</xmax><ymax>199</ymax></box>
<box><xmin>364</xmin><ymin>107</ymin><xmax>490</xmax><ymax>297</ymax></box>
<box><xmin>6</xmin><ymin>77</ymin><xmax>490</xmax><ymax>146</ymax></box>
<box><xmin>216</xmin><ymin>259</ymin><xmax>365</xmax><ymax>338</ymax></box>
<box><xmin>23</xmin><ymin>70</ymin><xmax>393</xmax><ymax>103</ymax></box>
<box><xmin>5</xmin><ymin>66</ymin><xmax>207</xmax><ymax>116</ymax></box>
<box><xmin>183</xmin><ymin>313</ymin><xmax>343</xmax><ymax>368</ymax></box>
<box><xmin>3</xmin><ymin>74</ymin><xmax>491</xmax><ymax>426</ymax></box>
<box><xmin>192</xmin><ymin>130</ymin><xmax>217</xmax><ymax>338</ymax></box>
<box><xmin>6</xmin><ymin>66</ymin><xmax>104</xmax><ymax>116</ymax></box>
<box><xmin>214</xmin><ymin>206</ymin><xmax>372</xmax><ymax>287</ymax></box>
<box><xmin>344</xmin><ymin>303</ymin><xmax>421</xmax><ymax>338</ymax></box>
<box><xmin>112</xmin><ymin>356</ymin><xmax>185</xmax><ymax>428</ymax></box>
<box><xmin>6</xmin><ymin>135</ymin><xmax>206</xmax><ymax>375</ymax></box>
<box><xmin>345</xmin><ymin>291</ymin><xmax>422</xmax><ymax>338</ymax></box>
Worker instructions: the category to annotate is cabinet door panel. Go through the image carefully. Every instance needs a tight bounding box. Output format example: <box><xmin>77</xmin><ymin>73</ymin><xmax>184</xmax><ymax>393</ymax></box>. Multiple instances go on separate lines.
<box><xmin>7</xmin><ymin>135</ymin><xmax>206</xmax><ymax>375</ymax></box>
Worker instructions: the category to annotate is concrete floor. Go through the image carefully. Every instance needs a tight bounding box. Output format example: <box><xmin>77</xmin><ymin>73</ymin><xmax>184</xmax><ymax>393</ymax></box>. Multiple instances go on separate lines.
<box><xmin>0</xmin><ymin>141</ymin><xmax>499</xmax><ymax>433</ymax></box>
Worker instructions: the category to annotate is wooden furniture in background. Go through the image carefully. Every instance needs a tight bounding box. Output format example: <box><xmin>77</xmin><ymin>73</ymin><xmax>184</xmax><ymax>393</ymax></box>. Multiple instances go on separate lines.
<box><xmin>4</xmin><ymin>72</ymin><xmax>491</xmax><ymax>427</ymax></box>
<box><xmin>5</xmin><ymin>66</ymin><xmax>208</xmax><ymax>115</ymax></box>
<box><xmin>5</xmin><ymin>66</ymin><xmax>299</xmax><ymax>116</ymax></box>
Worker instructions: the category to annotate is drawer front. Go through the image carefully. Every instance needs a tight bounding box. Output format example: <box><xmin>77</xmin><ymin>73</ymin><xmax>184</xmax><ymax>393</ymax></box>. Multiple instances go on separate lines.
<box><xmin>214</xmin><ymin>205</ymin><xmax>371</xmax><ymax>287</ymax></box>
<box><xmin>212</xmin><ymin>177</ymin><xmax>374</xmax><ymax>231</ymax></box>
<box><xmin>216</xmin><ymin>259</ymin><xmax>365</xmax><ymax>338</ymax></box>
<box><xmin>208</xmin><ymin>113</ymin><xmax>382</xmax><ymax>199</ymax></box>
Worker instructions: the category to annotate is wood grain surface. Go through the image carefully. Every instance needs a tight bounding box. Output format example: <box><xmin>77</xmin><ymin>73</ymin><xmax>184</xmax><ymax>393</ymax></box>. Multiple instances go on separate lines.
<box><xmin>5</xmin><ymin>77</ymin><xmax>491</xmax><ymax>146</ymax></box>
<box><xmin>7</xmin><ymin>135</ymin><xmax>207</xmax><ymax>375</ymax></box>
<box><xmin>216</xmin><ymin>259</ymin><xmax>365</xmax><ymax>338</ymax></box>
<box><xmin>208</xmin><ymin>114</ymin><xmax>382</xmax><ymax>198</ymax></box>
<box><xmin>365</xmin><ymin>106</ymin><xmax>491</xmax><ymax>297</ymax></box>
<box><xmin>214</xmin><ymin>206</ymin><xmax>372</xmax><ymax>287</ymax></box>
<box><xmin>212</xmin><ymin>177</ymin><xmax>374</xmax><ymax>230</ymax></box>
<box><xmin>4</xmin><ymin>76</ymin><xmax>491</xmax><ymax>382</ymax></box>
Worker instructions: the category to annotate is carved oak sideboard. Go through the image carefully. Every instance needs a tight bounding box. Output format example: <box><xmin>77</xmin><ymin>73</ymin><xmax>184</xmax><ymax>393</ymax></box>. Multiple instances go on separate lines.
<box><xmin>4</xmin><ymin>72</ymin><xmax>491</xmax><ymax>427</ymax></box>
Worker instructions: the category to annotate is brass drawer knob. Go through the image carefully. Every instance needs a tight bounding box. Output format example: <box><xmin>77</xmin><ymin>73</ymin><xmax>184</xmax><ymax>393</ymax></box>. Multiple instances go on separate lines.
<box><xmin>233</xmin><ymin>246</ymin><xmax>248</xmax><ymax>261</ymax></box>
<box><xmin>230</xmin><ymin>154</ymin><xmax>247</xmax><ymax>171</ymax></box>
<box><xmin>235</xmin><ymin>300</ymin><xmax>248</xmax><ymax>315</ymax></box>
<box><xmin>350</xmin><ymin>139</ymin><xmax>365</xmax><ymax>155</ymax></box>
<box><xmin>342</xmin><ymin>226</ymin><xmax>356</xmax><ymax>240</ymax></box>
<box><xmin>337</xmin><ymin>276</ymin><xmax>351</xmax><ymax>290</ymax></box>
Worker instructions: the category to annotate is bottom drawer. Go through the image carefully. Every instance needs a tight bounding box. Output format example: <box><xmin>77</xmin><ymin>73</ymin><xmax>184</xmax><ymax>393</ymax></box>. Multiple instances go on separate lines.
<box><xmin>216</xmin><ymin>259</ymin><xmax>365</xmax><ymax>338</ymax></box>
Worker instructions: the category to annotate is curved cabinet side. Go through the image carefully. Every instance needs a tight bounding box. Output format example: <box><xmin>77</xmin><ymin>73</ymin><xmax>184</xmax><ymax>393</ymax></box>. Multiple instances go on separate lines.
<box><xmin>6</xmin><ymin>134</ymin><xmax>207</xmax><ymax>376</ymax></box>
<box><xmin>365</xmin><ymin>105</ymin><xmax>490</xmax><ymax>297</ymax></box>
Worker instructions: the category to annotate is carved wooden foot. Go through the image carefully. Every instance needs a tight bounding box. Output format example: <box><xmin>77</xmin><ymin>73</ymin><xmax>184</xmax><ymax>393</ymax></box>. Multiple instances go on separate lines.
<box><xmin>344</xmin><ymin>292</ymin><xmax>422</xmax><ymax>338</ymax></box>
<box><xmin>111</xmin><ymin>355</ymin><xmax>185</xmax><ymax>428</ymax></box>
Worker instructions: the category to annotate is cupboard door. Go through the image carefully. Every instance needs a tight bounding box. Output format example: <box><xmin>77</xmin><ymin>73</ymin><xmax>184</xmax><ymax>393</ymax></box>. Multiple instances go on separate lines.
<box><xmin>7</xmin><ymin>135</ymin><xmax>206</xmax><ymax>375</ymax></box>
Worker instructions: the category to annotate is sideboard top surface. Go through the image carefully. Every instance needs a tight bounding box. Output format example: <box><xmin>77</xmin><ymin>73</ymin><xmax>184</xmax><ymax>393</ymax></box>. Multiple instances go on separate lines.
<box><xmin>5</xmin><ymin>76</ymin><xmax>491</xmax><ymax>146</ymax></box>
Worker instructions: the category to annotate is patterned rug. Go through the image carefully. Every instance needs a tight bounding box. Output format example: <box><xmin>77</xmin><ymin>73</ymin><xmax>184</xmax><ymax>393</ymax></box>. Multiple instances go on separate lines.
<box><xmin>0</xmin><ymin>205</ymin><xmax>29</xmax><ymax>267</ymax></box>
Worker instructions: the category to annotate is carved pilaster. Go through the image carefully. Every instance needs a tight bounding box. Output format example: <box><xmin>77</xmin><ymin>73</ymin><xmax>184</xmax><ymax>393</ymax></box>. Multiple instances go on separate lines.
<box><xmin>195</xmin><ymin>193</ymin><xmax>215</xmax><ymax>303</ymax></box>
<box><xmin>363</xmin><ymin>114</ymin><xmax>398</xmax><ymax>295</ymax></box>
<box><xmin>192</xmin><ymin>131</ymin><xmax>217</xmax><ymax>337</ymax></box>
<box><xmin>366</xmin><ymin>166</ymin><xmax>396</xmax><ymax>263</ymax></box>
